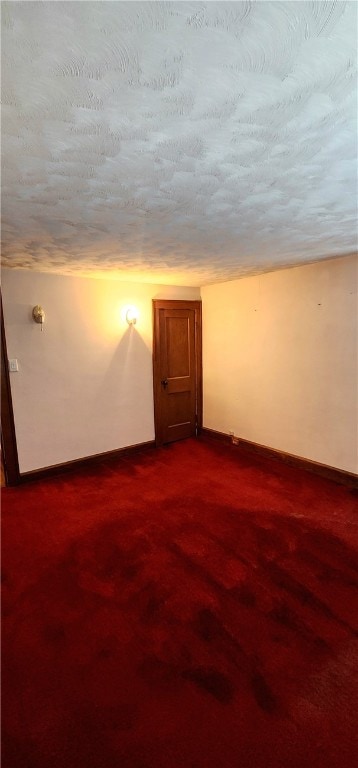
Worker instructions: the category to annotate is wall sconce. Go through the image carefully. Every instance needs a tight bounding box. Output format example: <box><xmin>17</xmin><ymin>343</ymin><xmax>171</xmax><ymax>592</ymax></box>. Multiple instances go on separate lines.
<box><xmin>125</xmin><ymin>306</ymin><xmax>138</xmax><ymax>325</ymax></box>
<box><xmin>32</xmin><ymin>305</ymin><xmax>45</xmax><ymax>331</ymax></box>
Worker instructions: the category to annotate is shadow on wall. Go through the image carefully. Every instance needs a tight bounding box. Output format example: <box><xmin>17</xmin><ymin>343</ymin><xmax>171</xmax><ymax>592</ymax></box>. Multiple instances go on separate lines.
<box><xmin>94</xmin><ymin>325</ymin><xmax>155</xmax><ymax>443</ymax></box>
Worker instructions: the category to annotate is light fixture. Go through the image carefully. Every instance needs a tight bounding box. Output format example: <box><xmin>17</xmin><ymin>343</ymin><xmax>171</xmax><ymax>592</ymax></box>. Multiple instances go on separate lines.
<box><xmin>125</xmin><ymin>306</ymin><xmax>138</xmax><ymax>325</ymax></box>
<box><xmin>32</xmin><ymin>305</ymin><xmax>45</xmax><ymax>330</ymax></box>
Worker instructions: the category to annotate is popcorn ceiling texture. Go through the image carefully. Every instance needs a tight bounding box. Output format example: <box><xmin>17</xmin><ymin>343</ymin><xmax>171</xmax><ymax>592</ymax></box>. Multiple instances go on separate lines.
<box><xmin>1</xmin><ymin>1</ymin><xmax>357</xmax><ymax>286</ymax></box>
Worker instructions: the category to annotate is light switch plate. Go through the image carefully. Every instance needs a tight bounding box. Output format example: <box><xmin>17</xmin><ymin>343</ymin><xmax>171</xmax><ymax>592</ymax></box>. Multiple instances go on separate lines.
<box><xmin>9</xmin><ymin>359</ymin><xmax>19</xmax><ymax>372</ymax></box>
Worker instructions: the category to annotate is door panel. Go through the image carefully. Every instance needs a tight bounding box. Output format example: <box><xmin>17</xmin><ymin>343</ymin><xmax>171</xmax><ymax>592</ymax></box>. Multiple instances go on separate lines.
<box><xmin>166</xmin><ymin>316</ymin><xmax>190</xmax><ymax>377</ymax></box>
<box><xmin>153</xmin><ymin>300</ymin><xmax>202</xmax><ymax>446</ymax></box>
<box><xmin>167</xmin><ymin>391</ymin><xmax>191</xmax><ymax>423</ymax></box>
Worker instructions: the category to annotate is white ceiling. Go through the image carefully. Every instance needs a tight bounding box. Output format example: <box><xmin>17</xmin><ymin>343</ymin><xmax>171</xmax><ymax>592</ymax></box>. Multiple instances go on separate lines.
<box><xmin>2</xmin><ymin>1</ymin><xmax>357</xmax><ymax>286</ymax></box>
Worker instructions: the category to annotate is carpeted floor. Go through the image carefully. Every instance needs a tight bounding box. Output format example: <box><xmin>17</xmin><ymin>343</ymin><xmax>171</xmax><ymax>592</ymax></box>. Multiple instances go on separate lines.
<box><xmin>2</xmin><ymin>436</ymin><xmax>358</xmax><ymax>768</ymax></box>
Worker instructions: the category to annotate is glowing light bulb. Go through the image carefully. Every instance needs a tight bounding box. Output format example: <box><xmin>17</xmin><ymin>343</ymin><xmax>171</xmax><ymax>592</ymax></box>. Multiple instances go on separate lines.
<box><xmin>125</xmin><ymin>306</ymin><xmax>138</xmax><ymax>325</ymax></box>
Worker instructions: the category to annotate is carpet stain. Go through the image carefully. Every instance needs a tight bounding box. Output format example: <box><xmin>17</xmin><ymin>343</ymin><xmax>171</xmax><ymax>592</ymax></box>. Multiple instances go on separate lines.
<box><xmin>267</xmin><ymin>562</ymin><xmax>358</xmax><ymax>635</ymax></box>
<box><xmin>134</xmin><ymin>582</ymin><xmax>170</xmax><ymax>623</ymax></box>
<box><xmin>269</xmin><ymin>603</ymin><xmax>329</xmax><ymax>650</ymax></box>
<box><xmin>250</xmin><ymin>670</ymin><xmax>278</xmax><ymax>713</ymax></box>
<box><xmin>194</xmin><ymin>606</ymin><xmax>225</xmax><ymax>641</ymax></box>
<box><xmin>182</xmin><ymin>665</ymin><xmax>235</xmax><ymax>703</ymax></box>
<box><xmin>121</xmin><ymin>563</ymin><xmax>141</xmax><ymax>580</ymax></box>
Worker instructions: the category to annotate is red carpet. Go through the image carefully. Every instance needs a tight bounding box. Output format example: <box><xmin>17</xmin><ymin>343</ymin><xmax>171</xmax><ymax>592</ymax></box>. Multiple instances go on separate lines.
<box><xmin>2</xmin><ymin>436</ymin><xmax>358</xmax><ymax>768</ymax></box>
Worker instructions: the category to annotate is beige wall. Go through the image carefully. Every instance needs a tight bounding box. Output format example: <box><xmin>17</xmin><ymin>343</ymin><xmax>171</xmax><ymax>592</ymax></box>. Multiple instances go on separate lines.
<box><xmin>1</xmin><ymin>269</ymin><xmax>200</xmax><ymax>472</ymax></box>
<box><xmin>202</xmin><ymin>255</ymin><xmax>358</xmax><ymax>473</ymax></box>
<box><xmin>3</xmin><ymin>255</ymin><xmax>357</xmax><ymax>476</ymax></box>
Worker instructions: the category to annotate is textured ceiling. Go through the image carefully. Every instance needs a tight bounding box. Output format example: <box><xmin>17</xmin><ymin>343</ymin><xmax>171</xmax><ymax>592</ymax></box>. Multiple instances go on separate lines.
<box><xmin>1</xmin><ymin>1</ymin><xmax>357</xmax><ymax>286</ymax></box>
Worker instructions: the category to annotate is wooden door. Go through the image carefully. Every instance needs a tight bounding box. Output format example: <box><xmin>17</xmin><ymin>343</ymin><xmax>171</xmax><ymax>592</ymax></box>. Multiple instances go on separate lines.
<box><xmin>153</xmin><ymin>300</ymin><xmax>202</xmax><ymax>446</ymax></box>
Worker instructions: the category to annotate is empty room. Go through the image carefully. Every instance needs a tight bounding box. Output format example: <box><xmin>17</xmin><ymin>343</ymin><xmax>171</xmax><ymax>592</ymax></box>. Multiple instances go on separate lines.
<box><xmin>1</xmin><ymin>2</ymin><xmax>357</xmax><ymax>767</ymax></box>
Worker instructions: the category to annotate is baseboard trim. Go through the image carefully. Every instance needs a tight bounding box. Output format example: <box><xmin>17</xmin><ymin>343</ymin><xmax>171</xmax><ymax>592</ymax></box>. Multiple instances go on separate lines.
<box><xmin>200</xmin><ymin>428</ymin><xmax>358</xmax><ymax>489</ymax></box>
<box><xmin>18</xmin><ymin>440</ymin><xmax>156</xmax><ymax>484</ymax></box>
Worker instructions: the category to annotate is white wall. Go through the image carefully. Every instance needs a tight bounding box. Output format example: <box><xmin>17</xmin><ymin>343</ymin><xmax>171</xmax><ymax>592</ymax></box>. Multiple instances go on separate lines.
<box><xmin>202</xmin><ymin>255</ymin><xmax>358</xmax><ymax>473</ymax></box>
<box><xmin>1</xmin><ymin>269</ymin><xmax>200</xmax><ymax>472</ymax></box>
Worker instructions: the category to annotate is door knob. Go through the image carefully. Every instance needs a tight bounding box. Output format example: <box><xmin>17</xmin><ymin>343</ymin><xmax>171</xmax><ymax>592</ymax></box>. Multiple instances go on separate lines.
<box><xmin>161</xmin><ymin>379</ymin><xmax>168</xmax><ymax>387</ymax></box>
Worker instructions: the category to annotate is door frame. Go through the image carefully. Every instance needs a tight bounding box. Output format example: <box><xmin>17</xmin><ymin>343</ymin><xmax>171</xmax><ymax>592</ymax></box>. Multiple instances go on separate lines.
<box><xmin>1</xmin><ymin>292</ymin><xmax>20</xmax><ymax>486</ymax></box>
<box><xmin>152</xmin><ymin>300</ymin><xmax>202</xmax><ymax>447</ymax></box>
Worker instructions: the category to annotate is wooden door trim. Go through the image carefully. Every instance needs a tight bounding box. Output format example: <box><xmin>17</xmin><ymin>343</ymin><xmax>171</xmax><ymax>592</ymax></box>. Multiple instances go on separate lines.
<box><xmin>152</xmin><ymin>300</ymin><xmax>202</xmax><ymax>447</ymax></box>
<box><xmin>1</xmin><ymin>292</ymin><xmax>20</xmax><ymax>485</ymax></box>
